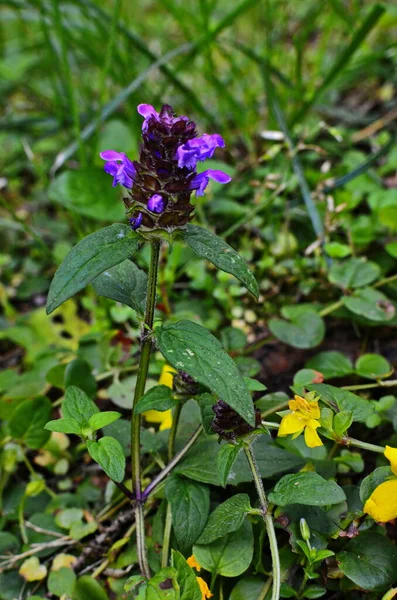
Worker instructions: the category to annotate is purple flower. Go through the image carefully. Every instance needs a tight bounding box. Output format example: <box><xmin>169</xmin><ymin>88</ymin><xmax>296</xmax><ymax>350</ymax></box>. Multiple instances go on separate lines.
<box><xmin>190</xmin><ymin>169</ymin><xmax>232</xmax><ymax>196</ymax></box>
<box><xmin>129</xmin><ymin>213</ymin><xmax>143</xmax><ymax>230</ymax></box>
<box><xmin>147</xmin><ymin>194</ymin><xmax>165</xmax><ymax>213</ymax></box>
<box><xmin>138</xmin><ymin>104</ymin><xmax>188</xmax><ymax>132</ymax></box>
<box><xmin>176</xmin><ymin>134</ymin><xmax>225</xmax><ymax>169</ymax></box>
<box><xmin>100</xmin><ymin>150</ymin><xmax>136</xmax><ymax>188</ymax></box>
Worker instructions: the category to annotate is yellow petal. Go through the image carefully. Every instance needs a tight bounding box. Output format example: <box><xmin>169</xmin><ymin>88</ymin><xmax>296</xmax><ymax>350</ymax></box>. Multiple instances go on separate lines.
<box><xmin>187</xmin><ymin>555</ymin><xmax>201</xmax><ymax>572</ymax></box>
<box><xmin>364</xmin><ymin>480</ymin><xmax>397</xmax><ymax>522</ymax></box>
<box><xmin>143</xmin><ymin>409</ymin><xmax>173</xmax><ymax>431</ymax></box>
<box><xmin>196</xmin><ymin>577</ymin><xmax>213</xmax><ymax>599</ymax></box>
<box><xmin>159</xmin><ymin>364</ymin><xmax>176</xmax><ymax>388</ymax></box>
<box><xmin>308</xmin><ymin>401</ymin><xmax>321</xmax><ymax>420</ymax></box>
<box><xmin>289</xmin><ymin>396</ymin><xmax>309</xmax><ymax>412</ymax></box>
<box><xmin>385</xmin><ymin>446</ymin><xmax>397</xmax><ymax>476</ymax></box>
<box><xmin>278</xmin><ymin>412</ymin><xmax>306</xmax><ymax>436</ymax></box>
<box><xmin>304</xmin><ymin>424</ymin><xmax>323</xmax><ymax>448</ymax></box>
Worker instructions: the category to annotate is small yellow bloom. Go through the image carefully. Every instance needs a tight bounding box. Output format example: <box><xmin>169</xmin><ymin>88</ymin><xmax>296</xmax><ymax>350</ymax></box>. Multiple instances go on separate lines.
<box><xmin>143</xmin><ymin>365</ymin><xmax>176</xmax><ymax>431</ymax></box>
<box><xmin>196</xmin><ymin>577</ymin><xmax>213</xmax><ymax>599</ymax></box>
<box><xmin>277</xmin><ymin>395</ymin><xmax>323</xmax><ymax>449</ymax></box>
<box><xmin>187</xmin><ymin>554</ymin><xmax>201</xmax><ymax>572</ymax></box>
<box><xmin>385</xmin><ymin>446</ymin><xmax>397</xmax><ymax>476</ymax></box>
<box><xmin>364</xmin><ymin>480</ymin><xmax>397</xmax><ymax>522</ymax></box>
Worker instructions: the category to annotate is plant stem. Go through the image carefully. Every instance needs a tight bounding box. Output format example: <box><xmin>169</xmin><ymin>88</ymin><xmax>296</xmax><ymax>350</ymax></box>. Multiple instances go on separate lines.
<box><xmin>318</xmin><ymin>299</ymin><xmax>343</xmax><ymax>317</ymax></box>
<box><xmin>342</xmin><ymin>437</ymin><xmax>384</xmax><ymax>453</ymax></box>
<box><xmin>131</xmin><ymin>241</ymin><xmax>161</xmax><ymax>579</ymax></box>
<box><xmin>342</xmin><ymin>380</ymin><xmax>397</xmax><ymax>391</ymax></box>
<box><xmin>244</xmin><ymin>444</ymin><xmax>281</xmax><ymax>600</ymax></box>
<box><xmin>142</xmin><ymin>424</ymin><xmax>203</xmax><ymax>502</ymax></box>
<box><xmin>257</xmin><ymin>576</ymin><xmax>273</xmax><ymax>600</ymax></box>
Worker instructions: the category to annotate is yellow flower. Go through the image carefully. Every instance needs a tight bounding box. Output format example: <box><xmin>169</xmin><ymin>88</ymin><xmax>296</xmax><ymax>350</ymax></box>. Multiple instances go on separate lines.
<box><xmin>277</xmin><ymin>395</ymin><xmax>323</xmax><ymax>448</ymax></box>
<box><xmin>187</xmin><ymin>555</ymin><xmax>201</xmax><ymax>572</ymax></box>
<box><xmin>364</xmin><ymin>445</ymin><xmax>397</xmax><ymax>522</ymax></box>
<box><xmin>197</xmin><ymin>577</ymin><xmax>213</xmax><ymax>599</ymax></box>
<box><xmin>143</xmin><ymin>365</ymin><xmax>176</xmax><ymax>431</ymax></box>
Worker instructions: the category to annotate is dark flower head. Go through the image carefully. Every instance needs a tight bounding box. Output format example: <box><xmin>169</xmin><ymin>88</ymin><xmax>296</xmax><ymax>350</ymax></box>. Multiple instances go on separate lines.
<box><xmin>211</xmin><ymin>400</ymin><xmax>261</xmax><ymax>441</ymax></box>
<box><xmin>100</xmin><ymin>104</ymin><xmax>231</xmax><ymax>233</ymax></box>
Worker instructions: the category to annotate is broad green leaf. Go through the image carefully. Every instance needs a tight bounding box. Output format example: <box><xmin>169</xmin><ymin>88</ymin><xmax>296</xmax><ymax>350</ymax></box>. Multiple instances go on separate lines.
<box><xmin>165</xmin><ymin>475</ymin><xmax>210</xmax><ymax>552</ymax></box>
<box><xmin>337</xmin><ymin>532</ymin><xmax>397</xmax><ymax>591</ymax></box>
<box><xmin>48</xmin><ymin>168</ymin><xmax>125</xmax><ymax>222</ymax></box>
<box><xmin>193</xmin><ymin>519</ymin><xmax>254</xmax><ymax>577</ymax></box>
<box><xmin>302</xmin><ymin>585</ymin><xmax>327</xmax><ymax>598</ymax></box>
<box><xmin>355</xmin><ymin>354</ymin><xmax>393</xmax><ymax>380</ymax></box>
<box><xmin>134</xmin><ymin>385</ymin><xmax>178</xmax><ymax>414</ymax></box>
<box><xmin>157</xmin><ymin>320</ymin><xmax>255</xmax><ymax>426</ymax></box>
<box><xmin>230</xmin><ymin>577</ymin><xmax>267</xmax><ymax>600</ymax></box>
<box><xmin>48</xmin><ymin>568</ymin><xmax>76</xmax><ymax>598</ymax></box>
<box><xmin>69</xmin><ymin>521</ymin><xmax>98</xmax><ymax>541</ymax></box>
<box><xmin>220</xmin><ymin>327</ymin><xmax>247</xmax><ymax>352</ymax></box>
<box><xmin>88</xmin><ymin>411</ymin><xmax>121</xmax><ymax>431</ymax></box>
<box><xmin>103</xmin><ymin>419</ymin><xmax>131</xmax><ymax>456</ymax></box>
<box><xmin>308</xmin><ymin>383</ymin><xmax>374</xmax><ymax>422</ymax></box>
<box><xmin>333</xmin><ymin>411</ymin><xmax>353</xmax><ymax>436</ymax></box>
<box><xmin>217</xmin><ymin>444</ymin><xmax>241</xmax><ymax>487</ymax></box>
<box><xmin>306</xmin><ymin>351</ymin><xmax>353</xmax><ymax>379</ymax></box>
<box><xmin>269</xmin><ymin>313</ymin><xmax>325</xmax><ymax>349</ymax></box>
<box><xmin>55</xmin><ymin>508</ymin><xmax>84</xmax><ymax>530</ymax></box>
<box><xmin>343</xmin><ymin>288</ymin><xmax>395</xmax><ymax>322</ymax></box>
<box><xmin>46</xmin><ymin>224</ymin><xmax>140</xmax><ymax>314</ymax></box>
<box><xmin>45</xmin><ymin>418</ymin><xmax>82</xmax><ymax>435</ymax></box>
<box><xmin>146</xmin><ymin>567</ymin><xmax>179</xmax><ymax>599</ymax></box>
<box><xmin>324</xmin><ymin>242</ymin><xmax>351</xmax><ymax>258</ymax></box>
<box><xmin>9</xmin><ymin>397</ymin><xmax>52</xmax><ymax>449</ymax></box>
<box><xmin>0</xmin><ymin>532</ymin><xmax>20</xmax><ymax>555</ymax></box>
<box><xmin>19</xmin><ymin>557</ymin><xmax>47</xmax><ymax>582</ymax></box>
<box><xmin>73</xmin><ymin>575</ymin><xmax>109</xmax><ymax>600</ymax></box>
<box><xmin>92</xmin><ymin>259</ymin><xmax>147</xmax><ymax>313</ymax></box>
<box><xmin>63</xmin><ymin>386</ymin><xmax>99</xmax><ymax>425</ymax></box>
<box><xmin>197</xmin><ymin>393</ymin><xmax>217</xmax><ymax>434</ymax></box>
<box><xmin>171</xmin><ymin>551</ymin><xmax>202</xmax><ymax>600</ymax></box>
<box><xmin>87</xmin><ymin>437</ymin><xmax>126</xmax><ymax>483</ymax></box>
<box><xmin>268</xmin><ymin>472</ymin><xmax>346</xmax><ymax>506</ymax></box>
<box><xmin>64</xmin><ymin>359</ymin><xmax>96</xmax><ymax>399</ymax></box>
<box><xmin>182</xmin><ymin>224</ymin><xmax>259</xmax><ymax>299</ymax></box>
<box><xmin>359</xmin><ymin>466</ymin><xmax>391</xmax><ymax>504</ymax></box>
<box><xmin>197</xmin><ymin>494</ymin><xmax>251</xmax><ymax>544</ymax></box>
<box><xmin>329</xmin><ymin>258</ymin><xmax>380</xmax><ymax>289</ymax></box>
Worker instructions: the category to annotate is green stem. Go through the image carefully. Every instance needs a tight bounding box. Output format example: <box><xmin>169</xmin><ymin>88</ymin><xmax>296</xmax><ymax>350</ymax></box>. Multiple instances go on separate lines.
<box><xmin>257</xmin><ymin>577</ymin><xmax>273</xmax><ymax>600</ymax></box>
<box><xmin>342</xmin><ymin>380</ymin><xmax>397</xmax><ymax>391</ymax></box>
<box><xmin>161</xmin><ymin>402</ymin><xmax>183</xmax><ymax>568</ymax></box>
<box><xmin>318</xmin><ymin>299</ymin><xmax>343</xmax><ymax>317</ymax></box>
<box><xmin>131</xmin><ymin>241</ymin><xmax>161</xmax><ymax>579</ymax></box>
<box><xmin>342</xmin><ymin>437</ymin><xmax>384</xmax><ymax>454</ymax></box>
<box><xmin>244</xmin><ymin>445</ymin><xmax>281</xmax><ymax>600</ymax></box>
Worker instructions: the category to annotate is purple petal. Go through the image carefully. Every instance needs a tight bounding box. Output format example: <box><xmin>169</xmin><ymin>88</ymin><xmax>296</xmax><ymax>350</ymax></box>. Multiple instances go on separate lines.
<box><xmin>100</xmin><ymin>150</ymin><xmax>125</xmax><ymax>161</ymax></box>
<box><xmin>129</xmin><ymin>213</ymin><xmax>143</xmax><ymax>230</ymax></box>
<box><xmin>137</xmin><ymin>104</ymin><xmax>158</xmax><ymax>119</ymax></box>
<box><xmin>190</xmin><ymin>169</ymin><xmax>231</xmax><ymax>196</ymax></box>
<box><xmin>205</xmin><ymin>169</ymin><xmax>232</xmax><ymax>184</ymax></box>
<box><xmin>147</xmin><ymin>194</ymin><xmax>165</xmax><ymax>214</ymax></box>
<box><xmin>176</xmin><ymin>133</ymin><xmax>226</xmax><ymax>169</ymax></box>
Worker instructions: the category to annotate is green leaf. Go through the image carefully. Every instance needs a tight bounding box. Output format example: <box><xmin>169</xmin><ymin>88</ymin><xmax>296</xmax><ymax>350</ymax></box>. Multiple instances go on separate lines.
<box><xmin>182</xmin><ymin>224</ymin><xmax>259</xmax><ymax>299</ymax></box>
<box><xmin>70</xmin><ymin>521</ymin><xmax>98</xmax><ymax>541</ymax></box>
<box><xmin>333</xmin><ymin>411</ymin><xmax>353</xmax><ymax>436</ymax></box>
<box><xmin>48</xmin><ymin>168</ymin><xmax>125</xmax><ymax>222</ymax></box>
<box><xmin>196</xmin><ymin>393</ymin><xmax>217</xmax><ymax>435</ymax></box>
<box><xmin>87</xmin><ymin>437</ymin><xmax>126</xmax><ymax>483</ymax></box>
<box><xmin>337</xmin><ymin>532</ymin><xmax>397</xmax><ymax>591</ymax></box>
<box><xmin>46</xmin><ymin>224</ymin><xmax>140</xmax><ymax>314</ymax></box>
<box><xmin>306</xmin><ymin>351</ymin><xmax>353</xmax><ymax>379</ymax></box>
<box><xmin>157</xmin><ymin>320</ymin><xmax>255</xmax><ymax>426</ymax></box>
<box><xmin>302</xmin><ymin>585</ymin><xmax>327</xmax><ymax>599</ymax></box>
<box><xmin>165</xmin><ymin>475</ymin><xmax>210</xmax><ymax>552</ymax></box>
<box><xmin>146</xmin><ymin>567</ymin><xmax>179</xmax><ymax>599</ymax></box>
<box><xmin>92</xmin><ymin>259</ymin><xmax>147</xmax><ymax>313</ymax></box>
<box><xmin>197</xmin><ymin>494</ymin><xmax>251</xmax><ymax>544</ymax></box>
<box><xmin>230</xmin><ymin>577</ymin><xmax>267</xmax><ymax>600</ymax></box>
<box><xmin>0</xmin><ymin>532</ymin><xmax>20</xmax><ymax>555</ymax></box>
<box><xmin>268</xmin><ymin>472</ymin><xmax>346</xmax><ymax>506</ymax></box>
<box><xmin>55</xmin><ymin>508</ymin><xmax>84</xmax><ymax>530</ymax></box>
<box><xmin>328</xmin><ymin>258</ymin><xmax>380</xmax><ymax>289</ymax></box>
<box><xmin>134</xmin><ymin>385</ymin><xmax>178</xmax><ymax>415</ymax></box>
<box><xmin>193</xmin><ymin>519</ymin><xmax>254</xmax><ymax>577</ymax></box>
<box><xmin>88</xmin><ymin>411</ymin><xmax>121</xmax><ymax>431</ymax></box>
<box><xmin>355</xmin><ymin>354</ymin><xmax>393</xmax><ymax>380</ymax></box>
<box><xmin>103</xmin><ymin>419</ymin><xmax>131</xmax><ymax>456</ymax></box>
<box><xmin>64</xmin><ymin>359</ymin><xmax>96</xmax><ymax>399</ymax></box>
<box><xmin>308</xmin><ymin>383</ymin><xmax>374</xmax><ymax>422</ymax></box>
<box><xmin>45</xmin><ymin>418</ymin><xmax>82</xmax><ymax>435</ymax></box>
<box><xmin>73</xmin><ymin>575</ymin><xmax>109</xmax><ymax>600</ymax></box>
<box><xmin>269</xmin><ymin>313</ymin><xmax>325</xmax><ymax>349</ymax></box>
<box><xmin>324</xmin><ymin>242</ymin><xmax>351</xmax><ymax>258</ymax></box>
<box><xmin>171</xmin><ymin>551</ymin><xmax>202</xmax><ymax>600</ymax></box>
<box><xmin>63</xmin><ymin>386</ymin><xmax>99</xmax><ymax>425</ymax></box>
<box><xmin>343</xmin><ymin>287</ymin><xmax>395</xmax><ymax>322</ymax></box>
<box><xmin>9</xmin><ymin>397</ymin><xmax>52</xmax><ymax>449</ymax></box>
<box><xmin>359</xmin><ymin>466</ymin><xmax>391</xmax><ymax>503</ymax></box>
<box><xmin>48</xmin><ymin>568</ymin><xmax>76</xmax><ymax>598</ymax></box>
<box><xmin>217</xmin><ymin>444</ymin><xmax>241</xmax><ymax>487</ymax></box>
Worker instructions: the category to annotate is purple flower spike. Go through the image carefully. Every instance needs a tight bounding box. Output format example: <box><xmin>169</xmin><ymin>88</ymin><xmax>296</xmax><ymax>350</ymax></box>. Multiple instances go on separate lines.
<box><xmin>148</xmin><ymin>194</ymin><xmax>165</xmax><ymax>214</ymax></box>
<box><xmin>100</xmin><ymin>150</ymin><xmax>136</xmax><ymax>188</ymax></box>
<box><xmin>129</xmin><ymin>213</ymin><xmax>143</xmax><ymax>230</ymax></box>
<box><xmin>190</xmin><ymin>169</ymin><xmax>232</xmax><ymax>196</ymax></box>
<box><xmin>137</xmin><ymin>104</ymin><xmax>160</xmax><ymax>131</ymax></box>
<box><xmin>176</xmin><ymin>134</ymin><xmax>225</xmax><ymax>169</ymax></box>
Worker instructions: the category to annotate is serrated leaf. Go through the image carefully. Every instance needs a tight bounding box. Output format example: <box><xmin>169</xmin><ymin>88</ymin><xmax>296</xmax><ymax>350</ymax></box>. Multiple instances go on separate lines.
<box><xmin>63</xmin><ymin>386</ymin><xmax>99</xmax><ymax>425</ymax></box>
<box><xmin>88</xmin><ymin>411</ymin><xmax>121</xmax><ymax>431</ymax></box>
<box><xmin>87</xmin><ymin>436</ymin><xmax>126</xmax><ymax>482</ymax></box>
<box><xmin>45</xmin><ymin>417</ymin><xmax>82</xmax><ymax>435</ymax></box>
<box><xmin>134</xmin><ymin>385</ymin><xmax>178</xmax><ymax>414</ymax></box>
<box><xmin>217</xmin><ymin>444</ymin><xmax>241</xmax><ymax>487</ymax></box>
<box><xmin>268</xmin><ymin>472</ymin><xmax>346</xmax><ymax>506</ymax></box>
<box><xmin>64</xmin><ymin>359</ymin><xmax>96</xmax><ymax>398</ymax></box>
<box><xmin>197</xmin><ymin>494</ymin><xmax>251</xmax><ymax>544</ymax></box>
<box><xmin>183</xmin><ymin>224</ymin><xmax>259</xmax><ymax>298</ymax></box>
<box><xmin>165</xmin><ymin>475</ymin><xmax>210</xmax><ymax>552</ymax></box>
<box><xmin>92</xmin><ymin>259</ymin><xmax>147</xmax><ymax>313</ymax></box>
<box><xmin>46</xmin><ymin>224</ymin><xmax>140</xmax><ymax>314</ymax></box>
<box><xmin>157</xmin><ymin>320</ymin><xmax>255</xmax><ymax>426</ymax></box>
